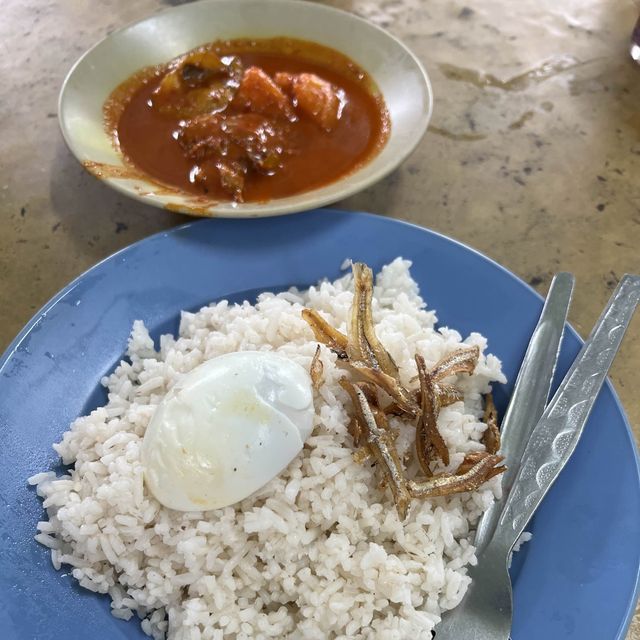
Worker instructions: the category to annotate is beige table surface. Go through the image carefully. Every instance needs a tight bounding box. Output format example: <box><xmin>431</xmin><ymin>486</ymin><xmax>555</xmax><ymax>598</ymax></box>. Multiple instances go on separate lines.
<box><xmin>1</xmin><ymin>0</ymin><xmax>639</xmax><ymax>635</ymax></box>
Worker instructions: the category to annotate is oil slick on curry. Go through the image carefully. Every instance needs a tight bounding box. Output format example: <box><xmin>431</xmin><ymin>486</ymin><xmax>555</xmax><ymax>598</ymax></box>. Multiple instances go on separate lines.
<box><xmin>101</xmin><ymin>38</ymin><xmax>390</xmax><ymax>203</ymax></box>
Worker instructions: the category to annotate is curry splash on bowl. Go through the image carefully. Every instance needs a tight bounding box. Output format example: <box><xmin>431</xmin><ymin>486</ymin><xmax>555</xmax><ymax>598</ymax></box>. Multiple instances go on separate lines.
<box><xmin>103</xmin><ymin>38</ymin><xmax>390</xmax><ymax>203</ymax></box>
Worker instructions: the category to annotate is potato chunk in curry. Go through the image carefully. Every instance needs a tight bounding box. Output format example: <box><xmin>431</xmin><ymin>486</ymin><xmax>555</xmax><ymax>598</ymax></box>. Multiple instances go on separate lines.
<box><xmin>151</xmin><ymin>49</ymin><xmax>243</xmax><ymax>117</ymax></box>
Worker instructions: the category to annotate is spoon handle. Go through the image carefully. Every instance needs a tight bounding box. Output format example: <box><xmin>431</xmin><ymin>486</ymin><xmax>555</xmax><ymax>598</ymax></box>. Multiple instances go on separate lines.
<box><xmin>474</xmin><ymin>272</ymin><xmax>574</xmax><ymax>552</ymax></box>
<box><xmin>493</xmin><ymin>275</ymin><xmax>640</xmax><ymax>551</ymax></box>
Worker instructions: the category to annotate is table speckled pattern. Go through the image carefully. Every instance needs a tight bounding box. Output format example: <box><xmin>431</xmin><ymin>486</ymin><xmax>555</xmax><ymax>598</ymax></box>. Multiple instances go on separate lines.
<box><xmin>1</xmin><ymin>0</ymin><xmax>639</xmax><ymax>635</ymax></box>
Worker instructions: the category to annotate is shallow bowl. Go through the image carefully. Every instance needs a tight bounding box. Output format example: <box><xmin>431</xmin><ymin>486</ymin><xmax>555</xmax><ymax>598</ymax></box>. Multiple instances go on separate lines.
<box><xmin>58</xmin><ymin>0</ymin><xmax>432</xmax><ymax>217</ymax></box>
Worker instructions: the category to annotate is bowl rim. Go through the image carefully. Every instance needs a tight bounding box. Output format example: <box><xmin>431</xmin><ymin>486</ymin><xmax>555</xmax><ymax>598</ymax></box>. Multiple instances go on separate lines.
<box><xmin>57</xmin><ymin>0</ymin><xmax>433</xmax><ymax>218</ymax></box>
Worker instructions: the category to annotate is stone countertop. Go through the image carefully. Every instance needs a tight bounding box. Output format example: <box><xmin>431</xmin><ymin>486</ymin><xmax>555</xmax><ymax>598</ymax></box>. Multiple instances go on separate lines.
<box><xmin>1</xmin><ymin>0</ymin><xmax>639</xmax><ymax>635</ymax></box>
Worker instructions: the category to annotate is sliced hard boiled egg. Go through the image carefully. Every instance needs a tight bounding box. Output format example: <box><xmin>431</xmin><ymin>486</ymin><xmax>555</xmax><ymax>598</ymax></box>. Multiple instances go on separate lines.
<box><xmin>141</xmin><ymin>351</ymin><xmax>314</xmax><ymax>511</ymax></box>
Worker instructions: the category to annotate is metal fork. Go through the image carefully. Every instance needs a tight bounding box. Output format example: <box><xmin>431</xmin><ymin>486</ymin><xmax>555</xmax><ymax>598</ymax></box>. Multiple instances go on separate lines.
<box><xmin>474</xmin><ymin>272</ymin><xmax>574</xmax><ymax>554</ymax></box>
<box><xmin>435</xmin><ymin>275</ymin><xmax>640</xmax><ymax>640</ymax></box>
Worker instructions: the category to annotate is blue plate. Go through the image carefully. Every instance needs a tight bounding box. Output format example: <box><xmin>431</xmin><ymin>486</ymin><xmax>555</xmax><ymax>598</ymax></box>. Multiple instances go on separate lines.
<box><xmin>1</xmin><ymin>209</ymin><xmax>638</xmax><ymax>639</ymax></box>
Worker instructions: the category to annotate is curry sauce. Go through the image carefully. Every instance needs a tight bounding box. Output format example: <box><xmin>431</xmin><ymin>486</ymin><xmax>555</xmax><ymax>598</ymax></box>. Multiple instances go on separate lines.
<box><xmin>104</xmin><ymin>38</ymin><xmax>390</xmax><ymax>203</ymax></box>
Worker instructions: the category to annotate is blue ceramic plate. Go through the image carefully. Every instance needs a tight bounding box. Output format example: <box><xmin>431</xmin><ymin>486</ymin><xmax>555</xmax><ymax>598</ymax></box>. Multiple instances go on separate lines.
<box><xmin>1</xmin><ymin>209</ymin><xmax>638</xmax><ymax>639</ymax></box>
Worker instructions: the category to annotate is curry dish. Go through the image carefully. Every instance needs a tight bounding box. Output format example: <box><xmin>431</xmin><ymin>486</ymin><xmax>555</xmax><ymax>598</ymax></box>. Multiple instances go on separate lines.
<box><xmin>104</xmin><ymin>38</ymin><xmax>390</xmax><ymax>203</ymax></box>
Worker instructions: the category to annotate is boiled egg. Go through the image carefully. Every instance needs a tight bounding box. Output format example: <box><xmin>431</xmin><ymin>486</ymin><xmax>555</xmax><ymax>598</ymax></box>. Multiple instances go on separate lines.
<box><xmin>141</xmin><ymin>351</ymin><xmax>314</xmax><ymax>511</ymax></box>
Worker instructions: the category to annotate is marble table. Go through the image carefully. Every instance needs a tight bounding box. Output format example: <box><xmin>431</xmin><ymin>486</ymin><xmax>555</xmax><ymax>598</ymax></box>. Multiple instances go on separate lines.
<box><xmin>1</xmin><ymin>0</ymin><xmax>639</xmax><ymax>635</ymax></box>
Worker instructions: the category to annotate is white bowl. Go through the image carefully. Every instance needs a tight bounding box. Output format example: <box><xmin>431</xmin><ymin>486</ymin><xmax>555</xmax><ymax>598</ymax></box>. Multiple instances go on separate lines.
<box><xmin>58</xmin><ymin>0</ymin><xmax>432</xmax><ymax>218</ymax></box>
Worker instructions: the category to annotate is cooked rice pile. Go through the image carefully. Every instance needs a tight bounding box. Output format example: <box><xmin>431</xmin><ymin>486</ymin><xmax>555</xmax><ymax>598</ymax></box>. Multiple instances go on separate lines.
<box><xmin>30</xmin><ymin>258</ymin><xmax>505</xmax><ymax>639</ymax></box>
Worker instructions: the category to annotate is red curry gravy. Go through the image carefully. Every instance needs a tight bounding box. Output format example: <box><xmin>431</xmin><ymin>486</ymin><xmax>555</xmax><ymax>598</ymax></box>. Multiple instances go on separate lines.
<box><xmin>104</xmin><ymin>38</ymin><xmax>390</xmax><ymax>203</ymax></box>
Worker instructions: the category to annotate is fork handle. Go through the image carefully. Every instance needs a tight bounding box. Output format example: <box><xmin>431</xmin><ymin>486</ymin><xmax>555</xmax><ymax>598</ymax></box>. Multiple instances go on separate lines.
<box><xmin>492</xmin><ymin>275</ymin><xmax>640</xmax><ymax>552</ymax></box>
<box><xmin>474</xmin><ymin>272</ymin><xmax>574</xmax><ymax>552</ymax></box>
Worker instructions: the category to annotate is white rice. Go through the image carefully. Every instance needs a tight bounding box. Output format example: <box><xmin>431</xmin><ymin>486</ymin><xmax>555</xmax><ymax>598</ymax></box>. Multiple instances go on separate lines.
<box><xmin>31</xmin><ymin>258</ymin><xmax>506</xmax><ymax>639</ymax></box>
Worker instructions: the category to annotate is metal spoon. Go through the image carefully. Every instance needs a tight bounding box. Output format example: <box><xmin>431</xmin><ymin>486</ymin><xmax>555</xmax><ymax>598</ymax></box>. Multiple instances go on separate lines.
<box><xmin>474</xmin><ymin>272</ymin><xmax>574</xmax><ymax>554</ymax></box>
<box><xmin>435</xmin><ymin>274</ymin><xmax>640</xmax><ymax>640</ymax></box>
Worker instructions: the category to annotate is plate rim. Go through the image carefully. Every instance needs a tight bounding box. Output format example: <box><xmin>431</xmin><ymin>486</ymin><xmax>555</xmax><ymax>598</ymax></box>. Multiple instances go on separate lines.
<box><xmin>57</xmin><ymin>0</ymin><xmax>434</xmax><ymax>218</ymax></box>
<box><xmin>1</xmin><ymin>209</ymin><xmax>638</xmax><ymax>637</ymax></box>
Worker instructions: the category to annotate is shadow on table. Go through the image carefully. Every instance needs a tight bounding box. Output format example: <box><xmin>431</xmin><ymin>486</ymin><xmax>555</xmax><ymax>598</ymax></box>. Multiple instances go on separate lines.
<box><xmin>47</xmin><ymin>131</ymin><xmax>407</xmax><ymax>266</ymax></box>
<box><xmin>48</xmin><ymin>137</ymin><xmax>190</xmax><ymax>262</ymax></box>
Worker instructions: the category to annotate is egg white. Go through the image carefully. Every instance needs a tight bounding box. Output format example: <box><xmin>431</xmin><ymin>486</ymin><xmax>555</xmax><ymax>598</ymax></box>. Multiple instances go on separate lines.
<box><xmin>142</xmin><ymin>351</ymin><xmax>314</xmax><ymax>511</ymax></box>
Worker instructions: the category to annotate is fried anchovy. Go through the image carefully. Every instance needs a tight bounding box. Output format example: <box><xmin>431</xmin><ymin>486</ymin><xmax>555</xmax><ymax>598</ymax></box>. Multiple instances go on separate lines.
<box><xmin>353</xmin><ymin>385</ymin><xmax>411</xmax><ymax>519</ymax></box>
<box><xmin>339</xmin><ymin>378</ymin><xmax>381</xmax><ymax>446</ymax></box>
<box><xmin>310</xmin><ymin>345</ymin><xmax>324</xmax><ymax>390</ymax></box>
<box><xmin>346</xmin><ymin>416</ymin><xmax>361</xmax><ymax>444</ymax></box>
<box><xmin>415</xmin><ymin>355</ymin><xmax>450</xmax><ymax>475</ymax></box>
<box><xmin>454</xmin><ymin>451</ymin><xmax>505</xmax><ymax>480</ymax></box>
<box><xmin>455</xmin><ymin>451</ymin><xmax>486</xmax><ymax>475</ymax></box>
<box><xmin>304</xmin><ymin>263</ymin><xmax>505</xmax><ymax>520</ymax></box>
<box><xmin>339</xmin><ymin>379</ymin><xmax>365</xmax><ymax>447</ymax></box>
<box><xmin>484</xmin><ymin>464</ymin><xmax>506</xmax><ymax>481</ymax></box>
<box><xmin>348</xmin><ymin>263</ymin><xmax>378</xmax><ymax>366</ymax></box>
<box><xmin>348</xmin><ymin>263</ymin><xmax>400</xmax><ymax>379</ymax></box>
<box><xmin>408</xmin><ymin>453</ymin><xmax>505</xmax><ymax>498</ymax></box>
<box><xmin>481</xmin><ymin>393</ymin><xmax>501</xmax><ymax>454</ymax></box>
<box><xmin>430</xmin><ymin>346</ymin><xmax>480</xmax><ymax>382</ymax></box>
<box><xmin>301</xmin><ymin>309</ymin><xmax>348</xmax><ymax>358</ymax></box>
<box><xmin>436</xmin><ymin>383</ymin><xmax>464</xmax><ymax>407</ymax></box>
<box><xmin>339</xmin><ymin>376</ymin><xmax>375</xmax><ymax>404</ymax></box>
<box><xmin>348</xmin><ymin>362</ymin><xmax>419</xmax><ymax>417</ymax></box>
<box><xmin>353</xmin><ymin>445</ymin><xmax>373</xmax><ymax>464</ymax></box>
<box><xmin>383</xmin><ymin>383</ymin><xmax>461</xmax><ymax>417</ymax></box>
<box><xmin>382</xmin><ymin>400</ymin><xmax>407</xmax><ymax>416</ymax></box>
